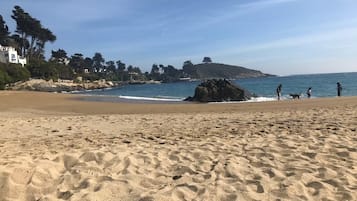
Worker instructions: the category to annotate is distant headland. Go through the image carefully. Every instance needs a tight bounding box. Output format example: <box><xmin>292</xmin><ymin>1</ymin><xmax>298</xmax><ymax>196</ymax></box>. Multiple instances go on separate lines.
<box><xmin>0</xmin><ymin>6</ymin><xmax>273</xmax><ymax>92</ymax></box>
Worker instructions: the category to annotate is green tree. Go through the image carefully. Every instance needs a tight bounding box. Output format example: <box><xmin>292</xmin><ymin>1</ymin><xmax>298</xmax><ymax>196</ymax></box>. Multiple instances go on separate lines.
<box><xmin>182</xmin><ymin>60</ymin><xmax>196</xmax><ymax>77</ymax></box>
<box><xmin>0</xmin><ymin>15</ymin><xmax>10</xmax><ymax>45</ymax></box>
<box><xmin>116</xmin><ymin>60</ymin><xmax>126</xmax><ymax>81</ymax></box>
<box><xmin>183</xmin><ymin>60</ymin><xmax>193</xmax><ymax>66</ymax></box>
<box><xmin>150</xmin><ymin>64</ymin><xmax>159</xmax><ymax>74</ymax></box>
<box><xmin>106</xmin><ymin>61</ymin><xmax>116</xmax><ymax>73</ymax></box>
<box><xmin>149</xmin><ymin>64</ymin><xmax>160</xmax><ymax>80</ymax></box>
<box><xmin>116</xmin><ymin>60</ymin><xmax>126</xmax><ymax>72</ymax></box>
<box><xmin>50</xmin><ymin>62</ymin><xmax>74</xmax><ymax>80</ymax></box>
<box><xmin>26</xmin><ymin>60</ymin><xmax>58</xmax><ymax>81</ymax></box>
<box><xmin>151</xmin><ymin>64</ymin><xmax>184</xmax><ymax>82</ymax></box>
<box><xmin>127</xmin><ymin>65</ymin><xmax>134</xmax><ymax>72</ymax></box>
<box><xmin>11</xmin><ymin>5</ymin><xmax>37</xmax><ymax>57</ymax></box>
<box><xmin>33</xmin><ymin>28</ymin><xmax>56</xmax><ymax>60</ymax></box>
<box><xmin>132</xmin><ymin>67</ymin><xmax>142</xmax><ymax>74</ymax></box>
<box><xmin>8</xmin><ymin>34</ymin><xmax>25</xmax><ymax>52</ymax></box>
<box><xmin>11</xmin><ymin>5</ymin><xmax>56</xmax><ymax>62</ymax></box>
<box><xmin>51</xmin><ymin>49</ymin><xmax>68</xmax><ymax>64</ymax></box>
<box><xmin>69</xmin><ymin>53</ymin><xmax>84</xmax><ymax>73</ymax></box>
<box><xmin>92</xmin><ymin>52</ymin><xmax>105</xmax><ymax>73</ymax></box>
<box><xmin>202</xmin><ymin>57</ymin><xmax>212</xmax><ymax>63</ymax></box>
<box><xmin>166</xmin><ymin>65</ymin><xmax>177</xmax><ymax>76</ymax></box>
<box><xmin>83</xmin><ymin>57</ymin><xmax>93</xmax><ymax>73</ymax></box>
<box><xmin>51</xmin><ymin>49</ymin><xmax>67</xmax><ymax>59</ymax></box>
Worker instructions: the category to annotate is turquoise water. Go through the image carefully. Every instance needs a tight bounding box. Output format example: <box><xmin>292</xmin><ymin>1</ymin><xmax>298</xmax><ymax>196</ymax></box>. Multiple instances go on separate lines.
<box><xmin>78</xmin><ymin>72</ymin><xmax>357</xmax><ymax>101</ymax></box>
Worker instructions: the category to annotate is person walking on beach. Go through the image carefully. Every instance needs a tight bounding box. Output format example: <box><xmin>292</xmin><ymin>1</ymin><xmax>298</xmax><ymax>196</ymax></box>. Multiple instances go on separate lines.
<box><xmin>306</xmin><ymin>87</ymin><xmax>312</xmax><ymax>98</ymax></box>
<box><xmin>276</xmin><ymin>84</ymin><xmax>282</xmax><ymax>100</ymax></box>
<box><xmin>337</xmin><ymin>82</ymin><xmax>342</xmax><ymax>97</ymax></box>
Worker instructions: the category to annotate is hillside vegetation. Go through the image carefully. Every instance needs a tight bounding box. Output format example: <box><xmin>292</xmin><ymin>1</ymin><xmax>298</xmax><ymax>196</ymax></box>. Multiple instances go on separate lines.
<box><xmin>185</xmin><ymin>63</ymin><xmax>273</xmax><ymax>79</ymax></box>
<box><xmin>1</xmin><ymin>6</ymin><xmax>273</xmax><ymax>87</ymax></box>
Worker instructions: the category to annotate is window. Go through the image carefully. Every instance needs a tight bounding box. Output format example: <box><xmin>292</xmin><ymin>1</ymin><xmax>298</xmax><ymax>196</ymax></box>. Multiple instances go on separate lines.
<box><xmin>11</xmin><ymin>54</ymin><xmax>16</xmax><ymax>62</ymax></box>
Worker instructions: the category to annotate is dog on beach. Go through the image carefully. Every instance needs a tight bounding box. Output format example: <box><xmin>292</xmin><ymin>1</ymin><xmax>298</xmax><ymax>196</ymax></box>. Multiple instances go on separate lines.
<box><xmin>289</xmin><ymin>93</ymin><xmax>301</xmax><ymax>99</ymax></box>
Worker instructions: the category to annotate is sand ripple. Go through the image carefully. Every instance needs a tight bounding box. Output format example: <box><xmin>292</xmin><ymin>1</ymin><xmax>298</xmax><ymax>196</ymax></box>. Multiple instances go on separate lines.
<box><xmin>0</xmin><ymin>106</ymin><xmax>357</xmax><ymax>200</ymax></box>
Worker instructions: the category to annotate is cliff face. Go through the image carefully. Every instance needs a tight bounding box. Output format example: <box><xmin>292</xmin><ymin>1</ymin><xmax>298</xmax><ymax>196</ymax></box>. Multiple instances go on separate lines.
<box><xmin>184</xmin><ymin>63</ymin><xmax>273</xmax><ymax>79</ymax></box>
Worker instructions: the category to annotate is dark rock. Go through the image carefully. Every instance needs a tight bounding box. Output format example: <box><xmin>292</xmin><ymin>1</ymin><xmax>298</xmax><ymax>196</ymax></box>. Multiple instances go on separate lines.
<box><xmin>122</xmin><ymin>140</ymin><xmax>131</xmax><ymax>144</ymax></box>
<box><xmin>173</xmin><ymin>175</ymin><xmax>182</xmax><ymax>180</ymax></box>
<box><xmin>185</xmin><ymin>79</ymin><xmax>252</xmax><ymax>102</ymax></box>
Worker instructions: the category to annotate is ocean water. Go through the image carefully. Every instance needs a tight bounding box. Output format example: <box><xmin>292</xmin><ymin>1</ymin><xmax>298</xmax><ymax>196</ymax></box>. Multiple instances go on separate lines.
<box><xmin>77</xmin><ymin>72</ymin><xmax>357</xmax><ymax>102</ymax></box>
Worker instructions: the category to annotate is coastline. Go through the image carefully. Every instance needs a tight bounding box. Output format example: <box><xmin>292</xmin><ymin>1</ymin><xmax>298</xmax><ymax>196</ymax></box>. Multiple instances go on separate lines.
<box><xmin>1</xmin><ymin>91</ymin><xmax>357</xmax><ymax>115</ymax></box>
<box><xmin>0</xmin><ymin>91</ymin><xmax>356</xmax><ymax>200</ymax></box>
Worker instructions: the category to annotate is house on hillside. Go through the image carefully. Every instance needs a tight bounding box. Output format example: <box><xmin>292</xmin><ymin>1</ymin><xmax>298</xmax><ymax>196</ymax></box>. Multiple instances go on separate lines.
<box><xmin>0</xmin><ymin>45</ymin><xmax>27</xmax><ymax>67</ymax></box>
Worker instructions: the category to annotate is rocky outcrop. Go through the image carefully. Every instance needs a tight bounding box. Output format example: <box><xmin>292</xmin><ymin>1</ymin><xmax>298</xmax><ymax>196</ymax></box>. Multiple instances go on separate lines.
<box><xmin>185</xmin><ymin>79</ymin><xmax>252</xmax><ymax>102</ymax></box>
<box><xmin>7</xmin><ymin>79</ymin><xmax>117</xmax><ymax>92</ymax></box>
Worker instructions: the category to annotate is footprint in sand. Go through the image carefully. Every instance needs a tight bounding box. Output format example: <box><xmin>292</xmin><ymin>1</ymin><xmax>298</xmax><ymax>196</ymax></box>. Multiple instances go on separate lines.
<box><xmin>172</xmin><ymin>184</ymin><xmax>199</xmax><ymax>201</ymax></box>
<box><xmin>138</xmin><ymin>196</ymin><xmax>155</xmax><ymax>201</ymax></box>
<box><xmin>219</xmin><ymin>194</ymin><xmax>238</xmax><ymax>201</ymax></box>
<box><xmin>246</xmin><ymin>180</ymin><xmax>264</xmax><ymax>193</ymax></box>
<box><xmin>10</xmin><ymin>167</ymin><xmax>34</xmax><ymax>185</ymax></box>
<box><xmin>79</xmin><ymin>151</ymin><xmax>105</xmax><ymax>165</ymax></box>
<box><xmin>30</xmin><ymin>169</ymin><xmax>55</xmax><ymax>189</ymax></box>
<box><xmin>305</xmin><ymin>181</ymin><xmax>323</xmax><ymax>196</ymax></box>
<box><xmin>61</xmin><ymin>155</ymin><xmax>79</xmax><ymax>171</ymax></box>
<box><xmin>139</xmin><ymin>178</ymin><xmax>164</xmax><ymax>189</ymax></box>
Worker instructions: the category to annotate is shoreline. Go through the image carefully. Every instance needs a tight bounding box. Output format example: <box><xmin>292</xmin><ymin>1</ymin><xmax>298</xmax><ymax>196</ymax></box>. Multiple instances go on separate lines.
<box><xmin>1</xmin><ymin>91</ymin><xmax>357</xmax><ymax>115</ymax></box>
<box><xmin>75</xmin><ymin>94</ymin><xmax>186</xmax><ymax>104</ymax></box>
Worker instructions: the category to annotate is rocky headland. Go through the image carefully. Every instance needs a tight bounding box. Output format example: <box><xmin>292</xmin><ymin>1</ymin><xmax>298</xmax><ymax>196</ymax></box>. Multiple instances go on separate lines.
<box><xmin>7</xmin><ymin>79</ymin><xmax>118</xmax><ymax>92</ymax></box>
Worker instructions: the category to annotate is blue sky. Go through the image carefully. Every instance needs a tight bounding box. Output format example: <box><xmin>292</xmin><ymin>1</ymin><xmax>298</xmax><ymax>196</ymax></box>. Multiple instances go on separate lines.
<box><xmin>1</xmin><ymin>0</ymin><xmax>357</xmax><ymax>75</ymax></box>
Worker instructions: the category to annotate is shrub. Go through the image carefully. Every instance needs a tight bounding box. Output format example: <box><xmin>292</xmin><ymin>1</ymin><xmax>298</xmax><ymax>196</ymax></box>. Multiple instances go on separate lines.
<box><xmin>0</xmin><ymin>69</ymin><xmax>10</xmax><ymax>89</ymax></box>
<box><xmin>26</xmin><ymin>62</ymin><xmax>59</xmax><ymax>81</ymax></box>
<box><xmin>50</xmin><ymin>62</ymin><xmax>74</xmax><ymax>80</ymax></box>
<box><xmin>0</xmin><ymin>63</ymin><xmax>29</xmax><ymax>89</ymax></box>
<box><xmin>5</xmin><ymin>63</ymin><xmax>30</xmax><ymax>82</ymax></box>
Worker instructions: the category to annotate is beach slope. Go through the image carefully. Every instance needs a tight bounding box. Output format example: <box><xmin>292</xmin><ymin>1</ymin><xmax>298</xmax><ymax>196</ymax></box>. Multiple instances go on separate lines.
<box><xmin>0</xmin><ymin>91</ymin><xmax>356</xmax><ymax>201</ymax></box>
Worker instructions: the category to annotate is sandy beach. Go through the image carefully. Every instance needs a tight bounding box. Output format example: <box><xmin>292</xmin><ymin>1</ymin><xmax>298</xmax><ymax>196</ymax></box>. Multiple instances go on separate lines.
<box><xmin>0</xmin><ymin>91</ymin><xmax>356</xmax><ymax>201</ymax></box>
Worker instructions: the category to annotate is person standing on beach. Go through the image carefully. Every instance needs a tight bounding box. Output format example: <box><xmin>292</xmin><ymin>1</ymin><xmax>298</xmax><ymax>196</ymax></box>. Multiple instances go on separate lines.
<box><xmin>276</xmin><ymin>84</ymin><xmax>282</xmax><ymax>100</ymax></box>
<box><xmin>306</xmin><ymin>87</ymin><xmax>312</xmax><ymax>98</ymax></box>
<box><xmin>337</xmin><ymin>82</ymin><xmax>342</xmax><ymax>97</ymax></box>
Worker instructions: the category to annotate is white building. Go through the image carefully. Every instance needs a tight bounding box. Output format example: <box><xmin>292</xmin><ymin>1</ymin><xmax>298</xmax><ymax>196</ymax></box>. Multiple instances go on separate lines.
<box><xmin>0</xmin><ymin>45</ymin><xmax>27</xmax><ymax>67</ymax></box>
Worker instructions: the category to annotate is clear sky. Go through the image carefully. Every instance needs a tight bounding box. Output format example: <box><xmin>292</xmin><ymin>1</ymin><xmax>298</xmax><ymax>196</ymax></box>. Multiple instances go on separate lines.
<box><xmin>1</xmin><ymin>0</ymin><xmax>357</xmax><ymax>75</ymax></box>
